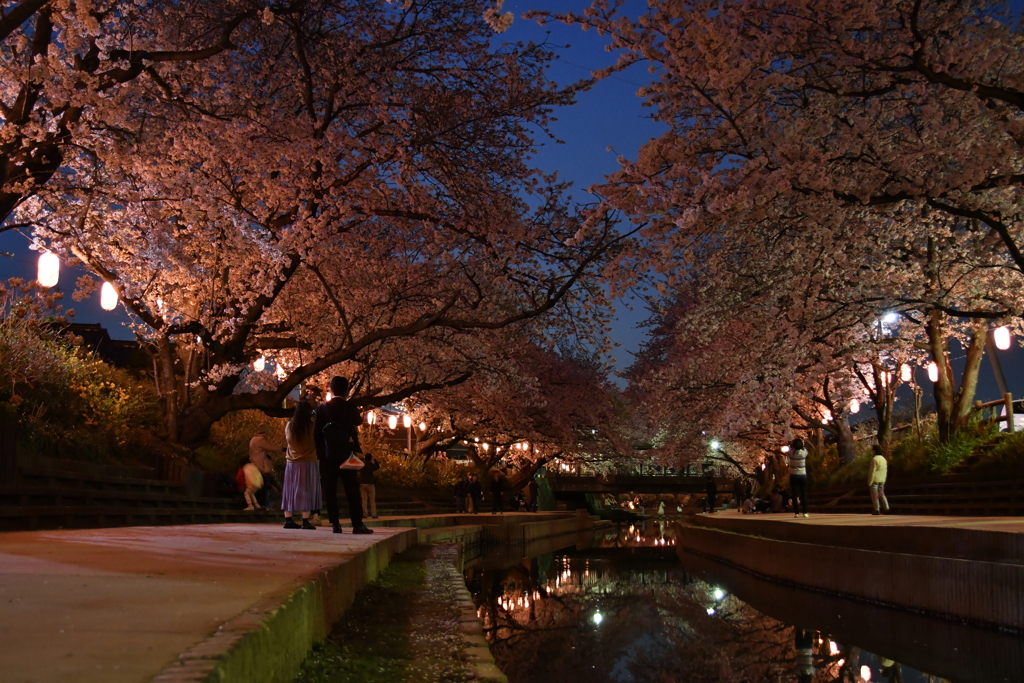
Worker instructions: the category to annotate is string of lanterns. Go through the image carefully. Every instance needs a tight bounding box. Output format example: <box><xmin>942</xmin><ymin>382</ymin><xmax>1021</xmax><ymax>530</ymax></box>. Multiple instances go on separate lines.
<box><xmin>37</xmin><ymin>251</ymin><xmax>119</xmax><ymax>311</ymax></box>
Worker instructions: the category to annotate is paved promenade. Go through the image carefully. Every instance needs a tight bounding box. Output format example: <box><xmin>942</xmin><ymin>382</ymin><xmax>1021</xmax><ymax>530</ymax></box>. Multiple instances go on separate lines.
<box><xmin>0</xmin><ymin>523</ymin><xmax>417</xmax><ymax>683</ymax></box>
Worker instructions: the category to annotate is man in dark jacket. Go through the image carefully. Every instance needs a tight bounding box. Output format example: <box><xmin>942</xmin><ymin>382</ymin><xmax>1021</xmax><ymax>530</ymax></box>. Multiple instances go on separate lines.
<box><xmin>466</xmin><ymin>473</ymin><xmax>483</xmax><ymax>514</ymax></box>
<box><xmin>314</xmin><ymin>376</ymin><xmax>372</xmax><ymax>534</ymax></box>
<box><xmin>704</xmin><ymin>474</ymin><xmax>718</xmax><ymax>513</ymax></box>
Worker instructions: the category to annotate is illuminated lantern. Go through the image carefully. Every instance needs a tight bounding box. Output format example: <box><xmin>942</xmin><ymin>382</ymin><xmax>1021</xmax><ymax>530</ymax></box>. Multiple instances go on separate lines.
<box><xmin>482</xmin><ymin>443</ymin><xmax>489</xmax><ymax>451</ymax></box>
<box><xmin>860</xmin><ymin>666</ymin><xmax>872</xmax><ymax>681</ymax></box>
<box><xmin>275</xmin><ymin>364</ymin><xmax>287</xmax><ymax>380</ymax></box>
<box><xmin>419</xmin><ymin>421</ymin><xmax>426</xmax><ymax>432</ymax></box>
<box><xmin>994</xmin><ymin>326</ymin><xmax>1012</xmax><ymax>350</ymax></box>
<box><xmin>900</xmin><ymin>364</ymin><xmax>912</xmax><ymax>382</ymax></box>
<box><xmin>100</xmin><ymin>282</ymin><xmax>118</xmax><ymax>311</ymax></box>
<box><xmin>253</xmin><ymin>355</ymin><xmax>266</xmax><ymax>372</ymax></box>
<box><xmin>366</xmin><ymin>411</ymin><xmax>377</xmax><ymax>425</ymax></box>
<box><xmin>927</xmin><ymin>362</ymin><xmax>939</xmax><ymax>383</ymax></box>
<box><xmin>325</xmin><ymin>391</ymin><xmax>333</xmax><ymax>402</ymax></box>
<box><xmin>849</xmin><ymin>400</ymin><xmax>860</xmax><ymax>414</ymax></box>
<box><xmin>402</xmin><ymin>414</ymin><xmax>411</xmax><ymax>429</ymax></box>
<box><xmin>37</xmin><ymin>252</ymin><xmax>59</xmax><ymax>288</ymax></box>
<box><xmin>388</xmin><ymin>415</ymin><xmax>398</xmax><ymax>429</ymax></box>
<box><xmin>821</xmin><ymin>409</ymin><xmax>832</xmax><ymax>424</ymax></box>
<box><xmin>781</xmin><ymin>445</ymin><xmax>790</xmax><ymax>453</ymax></box>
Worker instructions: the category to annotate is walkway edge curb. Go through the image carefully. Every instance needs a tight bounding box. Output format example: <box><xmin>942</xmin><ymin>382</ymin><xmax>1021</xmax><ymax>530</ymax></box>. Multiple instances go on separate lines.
<box><xmin>442</xmin><ymin>547</ymin><xmax>508</xmax><ymax>683</ymax></box>
<box><xmin>151</xmin><ymin>528</ymin><xmax>419</xmax><ymax>683</ymax></box>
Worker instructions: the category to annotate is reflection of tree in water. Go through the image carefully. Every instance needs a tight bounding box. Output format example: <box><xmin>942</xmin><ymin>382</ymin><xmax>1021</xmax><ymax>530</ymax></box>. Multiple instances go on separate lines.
<box><xmin>466</xmin><ymin>550</ymin><xmax>897</xmax><ymax>683</ymax></box>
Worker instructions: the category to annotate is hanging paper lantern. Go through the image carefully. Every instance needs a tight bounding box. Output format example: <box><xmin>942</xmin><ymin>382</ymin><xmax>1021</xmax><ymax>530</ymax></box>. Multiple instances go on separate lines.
<box><xmin>366</xmin><ymin>411</ymin><xmax>377</xmax><ymax>425</ymax></box>
<box><xmin>419</xmin><ymin>421</ymin><xmax>426</xmax><ymax>432</ymax></box>
<box><xmin>100</xmin><ymin>282</ymin><xmax>118</xmax><ymax>311</ymax></box>
<box><xmin>994</xmin><ymin>326</ymin><xmax>1012</xmax><ymax>351</ymax></box>
<box><xmin>37</xmin><ymin>252</ymin><xmax>59</xmax><ymax>288</ymax></box>
<box><xmin>900</xmin><ymin>364</ymin><xmax>912</xmax><ymax>382</ymax></box>
<box><xmin>850</xmin><ymin>400</ymin><xmax>860</xmax><ymax>414</ymax></box>
<box><xmin>388</xmin><ymin>415</ymin><xmax>398</xmax><ymax>429</ymax></box>
<box><xmin>253</xmin><ymin>355</ymin><xmax>266</xmax><ymax>372</ymax></box>
<box><xmin>402</xmin><ymin>414</ymin><xmax>411</xmax><ymax>429</ymax></box>
<box><xmin>927</xmin><ymin>362</ymin><xmax>939</xmax><ymax>383</ymax></box>
<box><xmin>325</xmin><ymin>391</ymin><xmax>333</xmax><ymax>402</ymax></box>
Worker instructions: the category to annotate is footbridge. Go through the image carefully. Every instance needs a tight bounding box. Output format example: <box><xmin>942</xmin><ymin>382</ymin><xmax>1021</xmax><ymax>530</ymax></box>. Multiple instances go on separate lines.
<box><xmin>548</xmin><ymin>473</ymin><xmax>733</xmax><ymax>495</ymax></box>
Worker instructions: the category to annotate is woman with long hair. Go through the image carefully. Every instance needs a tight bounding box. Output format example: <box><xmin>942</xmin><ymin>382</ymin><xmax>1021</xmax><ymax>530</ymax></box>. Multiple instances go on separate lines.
<box><xmin>282</xmin><ymin>401</ymin><xmax>322</xmax><ymax>529</ymax></box>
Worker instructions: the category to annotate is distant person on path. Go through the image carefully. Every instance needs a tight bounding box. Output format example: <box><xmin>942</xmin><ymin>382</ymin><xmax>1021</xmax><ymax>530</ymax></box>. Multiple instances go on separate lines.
<box><xmin>787</xmin><ymin>438</ymin><xmax>810</xmax><ymax>518</ymax></box>
<box><xmin>704</xmin><ymin>474</ymin><xmax>717</xmax><ymax>513</ymax></box>
<box><xmin>314</xmin><ymin>376</ymin><xmax>373</xmax><ymax>535</ymax></box>
<box><xmin>489</xmin><ymin>470</ymin><xmax>505</xmax><ymax>514</ymax></box>
<box><xmin>359</xmin><ymin>453</ymin><xmax>381</xmax><ymax>519</ymax></box>
<box><xmin>868</xmin><ymin>444</ymin><xmax>890</xmax><ymax>515</ymax></box>
<box><xmin>454</xmin><ymin>475</ymin><xmax>468</xmax><ymax>513</ymax></box>
<box><xmin>238</xmin><ymin>456</ymin><xmax>264</xmax><ymax>511</ymax></box>
<box><xmin>467</xmin><ymin>473</ymin><xmax>483</xmax><ymax>513</ymax></box>
<box><xmin>249</xmin><ymin>423</ymin><xmax>284</xmax><ymax>508</ymax></box>
<box><xmin>282</xmin><ymin>401</ymin><xmax>321</xmax><ymax>530</ymax></box>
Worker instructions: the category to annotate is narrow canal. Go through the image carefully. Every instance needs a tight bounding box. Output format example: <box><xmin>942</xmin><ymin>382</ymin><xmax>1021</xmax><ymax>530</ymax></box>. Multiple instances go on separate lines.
<box><xmin>463</xmin><ymin>522</ymin><xmax>1023</xmax><ymax>683</ymax></box>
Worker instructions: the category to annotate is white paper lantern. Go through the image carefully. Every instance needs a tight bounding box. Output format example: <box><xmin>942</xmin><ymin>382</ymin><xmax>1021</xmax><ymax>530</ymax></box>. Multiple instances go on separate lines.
<box><xmin>100</xmin><ymin>281</ymin><xmax>118</xmax><ymax>311</ymax></box>
<box><xmin>994</xmin><ymin>326</ymin><xmax>1012</xmax><ymax>351</ymax></box>
<box><xmin>419</xmin><ymin>421</ymin><xmax>426</xmax><ymax>432</ymax></box>
<box><xmin>849</xmin><ymin>400</ymin><xmax>860</xmax><ymax>414</ymax></box>
<box><xmin>927</xmin><ymin>361</ymin><xmax>939</xmax><ymax>383</ymax></box>
<box><xmin>402</xmin><ymin>414</ymin><xmax>411</xmax><ymax>429</ymax></box>
<box><xmin>366</xmin><ymin>411</ymin><xmax>377</xmax><ymax>425</ymax></box>
<box><xmin>900</xmin><ymin>364</ymin><xmax>912</xmax><ymax>382</ymax></box>
<box><xmin>388</xmin><ymin>415</ymin><xmax>398</xmax><ymax>429</ymax></box>
<box><xmin>253</xmin><ymin>355</ymin><xmax>266</xmax><ymax>372</ymax></box>
<box><xmin>325</xmin><ymin>391</ymin><xmax>333</xmax><ymax>402</ymax></box>
<box><xmin>37</xmin><ymin>252</ymin><xmax>59</xmax><ymax>288</ymax></box>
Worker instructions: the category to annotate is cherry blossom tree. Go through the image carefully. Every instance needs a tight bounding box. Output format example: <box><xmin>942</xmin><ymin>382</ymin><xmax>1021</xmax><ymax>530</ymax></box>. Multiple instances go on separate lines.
<box><xmin>17</xmin><ymin>0</ymin><xmax>636</xmax><ymax>443</ymax></box>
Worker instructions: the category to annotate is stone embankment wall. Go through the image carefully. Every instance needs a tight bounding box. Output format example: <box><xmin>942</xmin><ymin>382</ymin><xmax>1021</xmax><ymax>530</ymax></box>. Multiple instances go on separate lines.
<box><xmin>674</xmin><ymin>517</ymin><xmax>1024</xmax><ymax>633</ymax></box>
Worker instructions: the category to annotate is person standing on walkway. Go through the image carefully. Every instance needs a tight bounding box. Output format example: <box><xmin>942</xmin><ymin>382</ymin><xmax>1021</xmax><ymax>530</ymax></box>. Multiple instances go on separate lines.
<box><xmin>359</xmin><ymin>453</ymin><xmax>380</xmax><ymax>519</ymax></box>
<box><xmin>868</xmin><ymin>444</ymin><xmax>890</xmax><ymax>515</ymax></box>
<box><xmin>787</xmin><ymin>438</ymin><xmax>810</xmax><ymax>518</ymax></box>
<box><xmin>314</xmin><ymin>376</ymin><xmax>373</xmax><ymax>535</ymax></box>
<box><xmin>454</xmin><ymin>475</ymin><xmax>468</xmax><ymax>513</ymax></box>
<box><xmin>282</xmin><ymin>401</ymin><xmax>322</xmax><ymax>530</ymax></box>
<box><xmin>467</xmin><ymin>473</ymin><xmax>483</xmax><ymax>513</ymax></box>
<box><xmin>249</xmin><ymin>424</ymin><xmax>284</xmax><ymax>508</ymax></box>
<box><xmin>704</xmin><ymin>473</ymin><xmax>717</xmax><ymax>513</ymax></box>
<box><xmin>489</xmin><ymin>470</ymin><xmax>505</xmax><ymax>514</ymax></box>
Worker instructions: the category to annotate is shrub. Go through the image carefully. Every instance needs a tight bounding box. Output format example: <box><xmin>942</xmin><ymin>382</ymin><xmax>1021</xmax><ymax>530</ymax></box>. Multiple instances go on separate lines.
<box><xmin>971</xmin><ymin>431</ymin><xmax>1024</xmax><ymax>473</ymax></box>
<box><xmin>373</xmin><ymin>451</ymin><xmax>465</xmax><ymax>489</ymax></box>
<box><xmin>197</xmin><ymin>410</ymin><xmax>288</xmax><ymax>473</ymax></box>
<box><xmin>1</xmin><ymin>282</ymin><xmax>164</xmax><ymax>466</ymax></box>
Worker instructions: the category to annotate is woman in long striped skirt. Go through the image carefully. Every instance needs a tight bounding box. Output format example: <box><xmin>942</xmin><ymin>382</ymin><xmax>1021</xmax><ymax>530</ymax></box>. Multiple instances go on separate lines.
<box><xmin>282</xmin><ymin>401</ymin><xmax>322</xmax><ymax>529</ymax></box>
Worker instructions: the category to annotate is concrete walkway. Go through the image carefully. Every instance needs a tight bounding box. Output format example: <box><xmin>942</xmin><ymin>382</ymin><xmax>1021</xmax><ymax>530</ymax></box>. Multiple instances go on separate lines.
<box><xmin>0</xmin><ymin>523</ymin><xmax>417</xmax><ymax>683</ymax></box>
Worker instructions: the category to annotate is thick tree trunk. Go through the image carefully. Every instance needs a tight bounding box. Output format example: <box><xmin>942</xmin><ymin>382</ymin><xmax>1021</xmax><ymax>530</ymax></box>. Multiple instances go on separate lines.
<box><xmin>157</xmin><ymin>334</ymin><xmax>179</xmax><ymax>443</ymax></box>
<box><xmin>833</xmin><ymin>414</ymin><xmax>856</xmax><ymax>464</ymax></box>
<box><xmin>927</xmin><ymin>312</ymin><xmax>986</xmax><ymax>442</ymax></box>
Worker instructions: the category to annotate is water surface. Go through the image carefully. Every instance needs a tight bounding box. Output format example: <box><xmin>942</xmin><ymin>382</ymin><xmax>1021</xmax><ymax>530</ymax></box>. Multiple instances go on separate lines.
<box><xmin>463</xmin><ymin>522</ymin><xmax>1022</xmax><ymax>683</ymax></box>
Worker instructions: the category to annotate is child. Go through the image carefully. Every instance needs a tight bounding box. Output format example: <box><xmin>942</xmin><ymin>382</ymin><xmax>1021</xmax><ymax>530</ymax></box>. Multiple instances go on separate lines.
<box><xmin>237</xmin><ymin>455</ymin><xmax>264</xmax><ymax>511</ymax></box>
